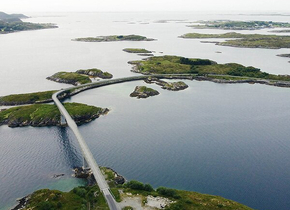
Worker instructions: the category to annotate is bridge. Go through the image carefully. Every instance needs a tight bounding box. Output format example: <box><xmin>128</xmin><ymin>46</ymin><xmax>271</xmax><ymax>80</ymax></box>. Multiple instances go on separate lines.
<box><xmin>52</xmin><ymin>74</ymin><xmax>193</xmax><ymax>209</ymax></box>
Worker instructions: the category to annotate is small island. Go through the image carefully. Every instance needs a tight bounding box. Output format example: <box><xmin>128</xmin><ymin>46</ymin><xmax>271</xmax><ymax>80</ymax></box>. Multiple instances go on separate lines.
<box><xmin>47</xmin><ymin>69</ymin><xmax>113</xmax><ymax>85</ymax></box>
<box><xmin>0</xmin><ymin>11</ymin><xmax>57</xmax><ymax>34</ymax></box>
<box><xmin>18</xmin><ymin>167</ymin><xmax>253</xmax><ymax>210</ymax></box>
<box><xmin>269</xmin><ymin>29</ymin><xmax>290</xmax><ymax>33</ymax></box>
<box><xmin>145</xmin><ymin>77</ymin><xmax>188</xmax><ymax>91</ymax></box>
<box><xmin>123</xmin><ymin>48</ymin><xmax>152</xmax><ymax>53</ymax></box>
<box><xmin>277</xmin><ymin>54</ymin><xmax>290</xmax><ymax>58</ymax></box>
<box><xmin>180</xmin><ymin>32</ymin><xmax>290</xmax><ymax>49</ymax></box>
<box><xmin>130</xmin><ymin>86</ymin><xmax>159</xmax><ymax>99</ymax></box>
<box><xmin>187</xmin><ymin>20</ymin><xmax>290</xmax><ymax>30</ymax></box>
<box><xmin>76</xmin><ymin>68</ymin><xmax>113</xmax><ymax>79</ymax></box>
<box><xmin>0</xmin><ymin>102</ymin><xmax>108</xmax><ymax>127</ymax></box>
<box><xmin>73</xmin><ymin>35</ymin><xmax>155</xmax><ymax>42</ymax></box>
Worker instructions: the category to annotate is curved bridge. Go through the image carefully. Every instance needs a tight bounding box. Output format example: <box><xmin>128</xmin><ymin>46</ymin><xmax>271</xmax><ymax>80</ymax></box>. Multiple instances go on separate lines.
<box><xmin>52</xmin><ymin>74</ymin><xmax>192</xmax><ymax>210</ymax></box>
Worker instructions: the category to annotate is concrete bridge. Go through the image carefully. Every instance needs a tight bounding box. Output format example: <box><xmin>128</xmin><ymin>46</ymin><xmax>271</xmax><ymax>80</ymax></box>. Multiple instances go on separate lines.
<box><xmin>52</xmin><ymin>74</ymin><xmax>193</xmax><ymax>209</ymax></box>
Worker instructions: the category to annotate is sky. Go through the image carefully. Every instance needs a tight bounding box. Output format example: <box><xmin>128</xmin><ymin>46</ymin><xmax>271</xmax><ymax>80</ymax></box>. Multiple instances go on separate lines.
<box><xmin>1</xmin><ymin>0</ymin><xmax>290</xmax><ymax>13</ymax></box>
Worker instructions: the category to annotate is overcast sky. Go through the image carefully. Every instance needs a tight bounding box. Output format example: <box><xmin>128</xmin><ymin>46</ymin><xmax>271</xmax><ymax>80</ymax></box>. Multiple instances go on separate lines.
<box><xmin>1</xmin><ymin>0</ymin><xmax>290</xmax><ymax>13</ymax></box>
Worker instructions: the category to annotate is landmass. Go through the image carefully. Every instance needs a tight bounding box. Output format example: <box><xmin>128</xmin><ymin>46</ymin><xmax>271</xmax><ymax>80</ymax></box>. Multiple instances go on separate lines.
<box><xmin>76</xmin><ymin>68</ymin><xmax>113</xmax><ymax>79</ymax></box>
<box><xmin>73</xmin><ymin>35</ymin><xmax>155</xmax><ymax>42</ymax></box>
<box><xmin>0</xmin><ymin>11</ymin><xmax>57</xmax><ymax>34</ymax></box>
<box><xmin>180</xmin><ymin>32</ymin><xmax>290</xmax><ymax>49</ymax></box>
<box><xmin>47</xmin><ymin>69</ymin><xmax>113</xmax><ymax>85</ymax></box>
<box><xmin>269</xmin><ymin>29</ymin><xmax>290</xmax><ymax>33</ymax></box>
<box><xmin>130</xmin><ymin>86</ymin><xmax>159</xmax><ymax>99</ymax></box>
<box><xmin>0</xmin><ymin>102</ymin><xmax>108</xmax><ymax>127</ymax></box>
<box><xmin>277</xmin><ymin>54</ymin><xmax>290</xmax><ymax>58</ymax></box>
<box><xmin>145</xmin><ymin>77</ymin><xmax>189</xmax><ymax>91</ymax></box>
<box><xmin>187</xmin><ymin>20</ymin><xmax>290</xmax><ymax>30</ymax></box>
<box><xmin>129</xmin><ymin>55</ymin><xmax>290</xmax><ymax>85</ymax></box>
<box><xmin>17</xmin><ymin>167</ymin><xmax>253</xmax><ymax>210</ymax></box>
<box><xmin>123</xmin><ymin>48</ymin><xmax>152</xmax><ymax>53</ymax></box>
<box><xmin>0</xmin><ymin>90</ymin><xmax>57</xmax><ymax>106</ymax></box>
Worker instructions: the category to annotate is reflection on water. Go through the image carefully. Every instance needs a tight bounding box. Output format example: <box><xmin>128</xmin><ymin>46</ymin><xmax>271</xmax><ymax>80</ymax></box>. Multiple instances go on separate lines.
<box><xmin>56</xmin><ymin>127</ymin><xmax>82</xmax><ymax>168</ymax></box>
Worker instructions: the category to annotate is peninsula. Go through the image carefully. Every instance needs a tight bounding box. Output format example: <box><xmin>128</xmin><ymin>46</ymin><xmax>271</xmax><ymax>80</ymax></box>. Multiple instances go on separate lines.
<box><xmin>0</xmin><ymin>11</ymin><xmax>57</xmax><ymax>34</ymax></box>
<box><xmin>18</xmin><ymin>167</ymin><xmax>253</xmax><ymax>210</ymax></box>
<box><xmin>0</xmin><ymin>103</ymin><xmax>108</xmax><ymax>127</ymax></box>
<box><xmin>180</xmin><ymin>32</ymin><xmax>290</xmax><ymax>49</ymax></box>
<box><xmin>187</xmin><ymin>20</ymin><xmax>290</xmax><ymax>30</ymax></box>
<box><xmin>73</xmin><ymin>35</ymin><xmax>155</xmax><ymax>42</ymax></box>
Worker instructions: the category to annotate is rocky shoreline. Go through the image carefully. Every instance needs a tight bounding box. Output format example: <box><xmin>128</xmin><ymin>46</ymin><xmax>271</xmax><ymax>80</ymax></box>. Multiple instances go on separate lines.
<box><xmin>130</xmin><ymin>86</ymin><xmax>160</xmax><ymax>99</ymax></box>
<box><xmin>144</xmin><ymin>77</ymin><xmax>188</xmax><ymax>91</ymax></box>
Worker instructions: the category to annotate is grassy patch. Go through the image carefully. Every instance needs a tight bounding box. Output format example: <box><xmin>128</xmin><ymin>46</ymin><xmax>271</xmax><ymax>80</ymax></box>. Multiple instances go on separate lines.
<box><xmin>180</xmin><ymin>32</ymin><xmax>290</xmax><ymax>49</ymax></box>
<box><xmin>47</xmin><ymin>72</ymin><xmax>92</xmax><ymax>85</ymax></box>
<box><xmin>130</xmin><ymin>55</ymin><xmax>290</xmax><ymax>82</ymax></box>
<box><xmin>0</xmin><ymin>103</ymin><xmax>107</xmax><ymax>127</ymax></box>
<box><xmin>0</xmin><ymin>90</ymin><xmax>56</xmax><ymax>105</ymax></box>
<box><xmin>23</xmin><ymin>185</ymin><xmax>109</xmax><ymax>210</ymax></box>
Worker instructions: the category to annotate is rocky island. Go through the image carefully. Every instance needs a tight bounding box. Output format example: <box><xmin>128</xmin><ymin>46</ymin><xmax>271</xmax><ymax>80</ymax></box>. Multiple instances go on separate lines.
<box><xmin>76</xmin><ymin>68</ymin><xmax>113</xmax><ymax>79</ymax></box>
<box><xmin>180</xmin><ymin>32</ymin><xmax>290</xmax><ymax>49</ymax></box>
<box><xmin>73</xmin><ymin>34</ymin><xmax>155</xmax><ymax>42</ymax></box>
<box><xmin>187</xmin><ymin>20</ymin><xmax>290</xmax><ymax>30</ymax></box>
<box><xmin>0</xmin><ymin>102</ymin><xmax>108</xmax><ymax>127</ymax></box>
<box><xmin>130</xmin><ymin>86</ymin><xmax>159</xmax><ymax>99</ymax></box>
<box><xmin>0</xmin><ymin>11</ymin><xmax>57</xmax><ymax>34</ymax></box>
<box><xmin>145</xmin><ymin>77</ymin><xmax>188</xmax><ymax>91</ymax></box>
<box><xmin>47</xmin><ymin>68</ymin><xmax>113</xmax><ymax>85</ymax></box>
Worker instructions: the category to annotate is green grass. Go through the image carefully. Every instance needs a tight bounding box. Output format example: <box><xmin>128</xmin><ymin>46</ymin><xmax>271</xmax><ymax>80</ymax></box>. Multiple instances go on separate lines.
<box><xmin>130</xmin><ymin>55</ymin><xmax>290</xmax><ymax>82</ymax></box>
<box><xmin>23</xmin><ymin>185</ymin><xmax>109</xmax><ymax>210</ymax></box>
<box><xmin>0</xmin><ymin>90</ymin><xmax>56</xmax><ymax>105</ymax></box>
<box><xmin>0</xmin><ymin>103</ymin><xmax>106</xmax><ymax>127</ymax></box>
<box><xmin>188</xmin><ymin>20</ymin><xmax>290</xmax><ymax>30</ymax></box>
<box><xmin>180</xmin><ymin>32</ymin><xmax>290</xmax><ymax>49</ymax></box>
<box><xmin>123</xmin><ymin>48</ymin><xmax>152</xmax><ymax>53</ymax></box>
<box><xmin>47</xmin><ymin>72</ymin><xmax>92</xmax><ymax>85</ymax></box>
<box><xmin>73</xmin><ymin>35</ymin><xmax>155</xmax><ymax>42</ymax></box>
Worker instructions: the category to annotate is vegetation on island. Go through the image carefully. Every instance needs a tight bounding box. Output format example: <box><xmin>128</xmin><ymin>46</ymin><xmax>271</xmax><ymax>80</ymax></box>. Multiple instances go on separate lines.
<box><xmin>180</xmin><ymin>32</ymin><xmax>290</xmax><ymax>49</ymax></box>
<box><xmin>0</xmin><ymin>90</ymin><xmax>56</xmax><ymax>105</ymax></box>
<box><xmin>145</xmin><ymin>77</ymin><xmax>189</xmax><ymax>91</ymax></box>
<box><xmin>47</xmin><ymin>69</ymin><xmax>113</xmax><ymax>85</ymax></box>
<box><xmin>73</xmin><ymin>35</ymin><xmax>155</xmax><ymax>42</ymax></box>
<box><xmin>0</xmin><ymin>11</ymin><xmax>57</xmax><ymax>34</ymax></box>
<box><xmin>123</xmin><ymin>48</ymin><xmax>152</xmax><ymax>53</ymax></box>
<box><xmin>130</xmin><ymin>86</ymin><xmax>159</xmax><ymax>99</ymax></box>
<box><xmin>76</xmin><ymin>68</ymin><xmax>113</xmax><ymax>79</ymax></box>
<box><xmin>130</xmin><ymin>55</ymin><xmax>290</xmax><ymax>82</ymax></box>
<box><xmin>0</xmin><ymin>102</ymin><xmax>108</xmax><ymax>127</ymax></box>
<box><xmin>23</xmin><ymin>177</ymin><xmax>253</xmax><ymax>210</ymax></box>
<box><xmin>47</xmin><ymin>72</ymin><xmax>92</xmax><ymax>85</ymax></box>
<box><xmin>188</xmin><ymin>20</ymin><xmax>290</xmax><ymax>30</ymax></box>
